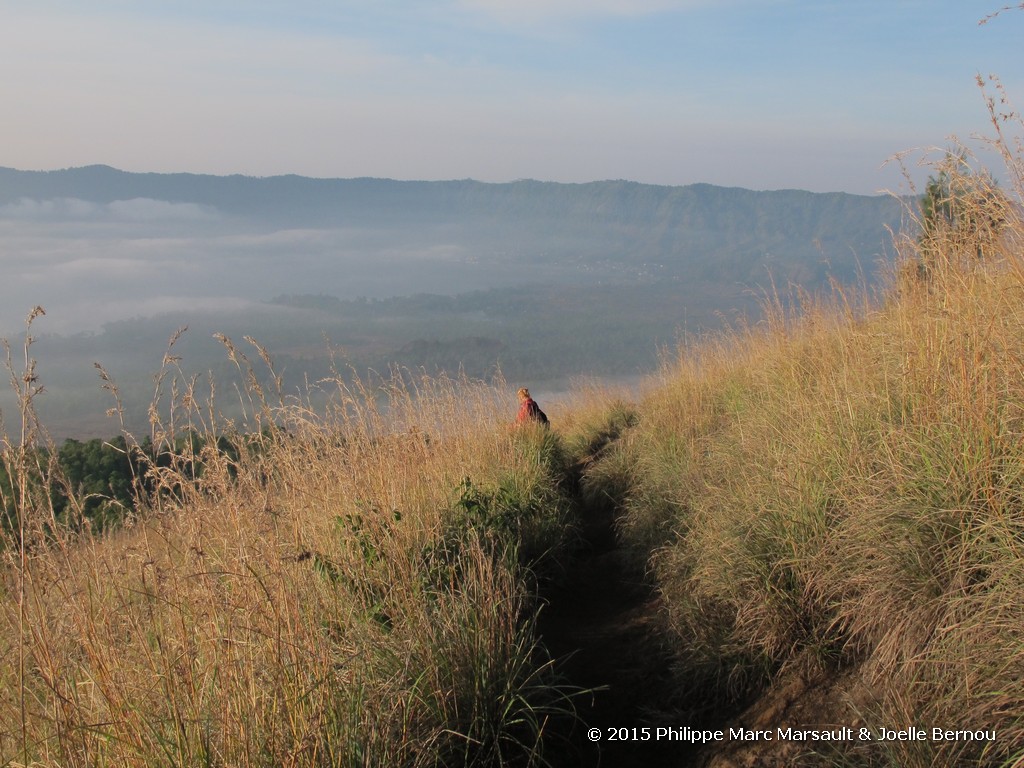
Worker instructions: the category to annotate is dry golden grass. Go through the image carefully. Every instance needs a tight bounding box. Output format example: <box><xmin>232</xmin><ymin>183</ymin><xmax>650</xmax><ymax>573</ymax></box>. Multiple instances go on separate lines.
<box><xmin>1</xmin><ymin>345</ymin><xmax>574</xmax><ymax>767</ymax></box>
<box><xmin>590</xmin><ymin>121</ymin><xmax>1024</xmax><ymax>764</ymax></box>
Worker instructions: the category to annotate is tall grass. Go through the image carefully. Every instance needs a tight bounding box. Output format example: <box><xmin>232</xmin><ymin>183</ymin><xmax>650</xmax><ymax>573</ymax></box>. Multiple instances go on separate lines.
<box><xmin>0</xmin><ymin>333</ymin><xmax>576</xmax><ymax>767</ymax></box>
<box><xmin>587</xmin><ymin>117</ymin><xmax>1024</xmax><ymax>763</ymax></box>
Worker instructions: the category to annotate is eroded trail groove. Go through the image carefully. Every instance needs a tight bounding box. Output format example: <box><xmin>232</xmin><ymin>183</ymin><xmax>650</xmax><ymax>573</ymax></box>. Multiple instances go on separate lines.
<box><xmin>539</xmin><ymin>496</ymin><xmax>697</xmax><ymax>768</ymax></box>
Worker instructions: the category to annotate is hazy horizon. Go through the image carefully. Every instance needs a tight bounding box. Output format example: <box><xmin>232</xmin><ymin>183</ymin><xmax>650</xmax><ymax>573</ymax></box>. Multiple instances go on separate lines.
<box><xmin>2</xmin><ymin>2</ymin><xmax>1021</xmax><ymax>196</ymax></box>
<box><xmin>0</xmin><ymin>160</ymin><xmax>921</xmax><ymax>194</ymax></box>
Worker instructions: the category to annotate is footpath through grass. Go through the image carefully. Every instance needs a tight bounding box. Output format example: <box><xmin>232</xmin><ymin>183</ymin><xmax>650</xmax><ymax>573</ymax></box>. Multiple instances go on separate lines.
<box><xmin>536</xmin><ymin>439</ymin><xmax>692</xmax><ymax>768</ymax></box>
<box><xmin>569</xmin><ymin>151</ymin><xmax>1024</xmax><ymax>766</ymax></box>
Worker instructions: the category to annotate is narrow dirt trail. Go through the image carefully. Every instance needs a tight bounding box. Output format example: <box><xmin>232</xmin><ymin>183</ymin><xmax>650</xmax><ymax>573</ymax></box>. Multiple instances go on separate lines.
<box><xmin>538</xmin><ymin>495</ymin><xmax>699</xmax><ymax>767</ymax></box>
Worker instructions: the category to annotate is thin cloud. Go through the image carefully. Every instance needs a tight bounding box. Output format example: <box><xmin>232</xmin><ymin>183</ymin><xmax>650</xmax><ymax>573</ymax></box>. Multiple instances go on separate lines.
<box><xmin>0</xmin><ymin>198</ymin><xmax>101</xmax><ymax>220</ymax></box>
<box><xmin>108</xmin><ymin>199</ymin><xmax>219</xmax><ymax>222</ymax></box>
<box><xmin>456</xmin><ymin>0</ymin><xmax>716</xmax><ymax>24</ymax></box>
<box><xmin>0</xmin><ymin>197</ymin><xmax>219</xmax><ymax>223</ymax></box>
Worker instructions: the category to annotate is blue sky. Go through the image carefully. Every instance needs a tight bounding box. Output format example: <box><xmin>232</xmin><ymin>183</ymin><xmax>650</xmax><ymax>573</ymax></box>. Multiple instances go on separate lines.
<box><xmin>1</xmin><ymin>1</ymin><xmax>1021</xmax><ymax>193</ymax></box>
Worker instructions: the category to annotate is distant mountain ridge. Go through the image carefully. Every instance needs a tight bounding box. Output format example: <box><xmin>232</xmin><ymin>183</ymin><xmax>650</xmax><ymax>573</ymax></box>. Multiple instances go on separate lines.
<box><xmin>0</xmin><ymin>163</ymin><xmax>900</xmax><ymax>220</ymax></box>
<box><xmin>0</xmin><ymin>164</ymin><xmax>906</xmax><ymax>285</ymax></box>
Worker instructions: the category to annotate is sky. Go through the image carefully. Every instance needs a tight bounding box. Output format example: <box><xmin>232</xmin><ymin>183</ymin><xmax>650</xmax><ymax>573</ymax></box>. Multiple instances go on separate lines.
<box><xmin>1</xmin><ymin>1</ymin><xmax>1022</xmax><ymax>195</ymax></box>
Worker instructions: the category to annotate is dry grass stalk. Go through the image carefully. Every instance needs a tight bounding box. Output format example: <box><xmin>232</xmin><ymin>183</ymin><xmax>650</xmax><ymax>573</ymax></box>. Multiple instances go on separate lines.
<box><xmin>1</xmin><ymin>330</ymin><xmax>571</xmax><ymax>766</ymax></box>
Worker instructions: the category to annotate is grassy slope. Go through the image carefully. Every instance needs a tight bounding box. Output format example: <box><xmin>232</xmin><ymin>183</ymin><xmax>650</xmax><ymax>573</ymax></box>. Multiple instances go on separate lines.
<box><xmin>3</xmin><ymin>156</ymin><xmax>1023</xmax><ymax>767</ymax></box>
<box><xmin>1</xmin><ymin>367</ymin><xmax>581</xmax><ymax>767</ymax></box>
<box><xmin>578</xmin><ymin>159</ymin><xmax>1024</xmax><ymax>765</ymax></box>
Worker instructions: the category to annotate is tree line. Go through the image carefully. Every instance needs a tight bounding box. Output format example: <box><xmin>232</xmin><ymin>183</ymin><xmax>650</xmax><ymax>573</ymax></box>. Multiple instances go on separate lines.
<box><xmin>1</xmin><ymin>431</ymin><xmax>244</xmax><ymax>538</ymax></box>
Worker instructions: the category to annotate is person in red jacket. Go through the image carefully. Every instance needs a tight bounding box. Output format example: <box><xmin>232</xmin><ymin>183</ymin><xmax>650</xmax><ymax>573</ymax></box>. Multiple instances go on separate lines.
<box><xmin>516</xmin><ymin>387</ymin><xmax>549</xmax><ymax>426</ymax></box>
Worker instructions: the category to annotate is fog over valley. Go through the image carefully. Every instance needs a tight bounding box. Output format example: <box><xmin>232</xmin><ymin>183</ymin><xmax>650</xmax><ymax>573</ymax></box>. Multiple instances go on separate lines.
<box><xmin>1</xmin><ymin>165</ymin><xmax>904</xmax><ymax>437</ymax></box>
<box><xmin>1</xmin><ymin>192</ymin><xmax>536</xmax><ymax>335</ymax></box>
